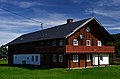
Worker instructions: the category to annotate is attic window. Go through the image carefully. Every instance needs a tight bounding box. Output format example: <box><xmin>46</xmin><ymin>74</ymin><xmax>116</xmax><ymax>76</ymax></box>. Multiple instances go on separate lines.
<box><xmin>20</xmin><ymin>38</ymin><xmax>23</xmax><ymax>40</ymax></box>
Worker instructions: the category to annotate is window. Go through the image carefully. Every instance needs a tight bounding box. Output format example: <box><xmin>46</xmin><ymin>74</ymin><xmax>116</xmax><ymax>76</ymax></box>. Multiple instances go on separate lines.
<box><xmin>86</xmin><ymin>40</ymin><xmax>90</xmax><ymax>46</ymax></box>
<box><xmin>73</xmin><ymin>54</ymin><xmax>78</xmax><ymax>62</ymax></box>
<box><xmin>47</xmin><ymin>41</ymin><xmax>50</xmax><ymax>45</ymax></box>
<box><xmin>52</xmin><ymin>54</ymin><xmax>57</xmax><ymax>62</ymax></box>
<box><xmin>86</xmin><ymin>54</ymin><xmax>91</xmax><ymax>62</ymax></box>
<box><xmin>27</xmin><ymin>57</ymin><xmax>29</xmax><ymax>60</ymax></box>
<box><xmin>32</xmin><ymin>56</ymin><xmax>34</xmax><ymax>62</ymax></box>
<box><xmin>36</xmin><ymin>56</ymin><xmax>38</xmax><ymax>62</ymax></box>
<box><xmin>100</xmin><ymin>55</ymin><xmax>103</xmax><ymax>61</ymax></box>
<box><xmin>59</xmin><ymin>40</ymin><xmax>64</xmax><ymax>46</ymax></box>
<box><xmin>79</xmin><ymin>34</ymin><xmax>83</xmax><ymax>39</ymax></box>
<box><xmin>86</xmin><ymin>27</ymin><xmax>90</xmax><ymax>32</ymax></box>
<box><xmin>59</xmin><ymin>54</ymin><xmax>63</xmax><ymax>62</ymax></box>
<box><xmin>98</xmin><ymin>41</ymin><xmax>102</xmax><ymax>46</ymax></box>
<box><xmin>73</xmin><ymin>39</ymin><xmax>78</xmax><ymax>46</ymax></box>
<box><xmin>53</xmin><ymin>40</ymin><xmax>56</xmax><ymax>46</ymax></box>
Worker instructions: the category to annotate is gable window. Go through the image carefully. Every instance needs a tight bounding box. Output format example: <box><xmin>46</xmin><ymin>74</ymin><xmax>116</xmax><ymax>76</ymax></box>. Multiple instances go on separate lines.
<box><xmin>86</xmin><ymin>40</ymin><xmax>90</xmax><ymax>46</ymax></box>
<box><xmin>73</xmin><ymin>54</ymin><xmax>78</xmax><ymax>62</ymax></box>
<box><xmin>52</xmin><ymin>54</ymin><xmax>57</xmax><ymax>62</ymax></box>
<box><xmin>59</xmin><ymin>54</ymin><xmax>63</xmax><ymax>62</ymax></box>
<box><xmin>53</xmin><ymin>40</ymin><xmax>56</xmax><ymax>46</ymax></box>
<box><xmin>98</xmin><ymin>41</ymin><xmax>102</xmax><ymax>46</ymax></box>
<box><xmin>59</xmin><ymin>40</ymin><xmax>64</xmax><ymax>46</ymax></box>
<box><xmin>73</xmin><ymin>39</ymin><xmax>78</xmax><ymax>46</ymax></box>
<box><xmin>86</xmin><ymin>54</ymin><xmax>91</xmax><ymax>62</ymax></box>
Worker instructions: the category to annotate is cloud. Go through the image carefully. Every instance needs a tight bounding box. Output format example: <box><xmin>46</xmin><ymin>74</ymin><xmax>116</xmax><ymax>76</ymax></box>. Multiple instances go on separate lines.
<box><xmin>71</xmin><ymin>0</ymin><xmax>83</xmax><ymax>4</ymax></box>
<box><xmin>98</xmin><ymin>0</ymin><xmax>120</xmax><ymax>6</ymax></box>
<box><xmin>108</xmin><ymin>27</ymin><xmax>120</xmax><ymax>30</ymax></box>
<box><xmin>85</xmin><ymin>8</ymin><xmax>120</xmax><ymax>19</ymax></box>
<box><xmin>0</xmin><ymin>0</ymin><xmax>43</xmax><ymax>8</ymax></box>
<box><xmin>0</xmin><ymin>11</ymin><xmax>70</xmax><ymax>46</ymax></box>
<box><xmin>0</xmin><ymin>31</ymin><xmax>21</xmax><ymax>45</ymax></box>
<box><xmin>13</xmin><ymin>1</ymin><xmax>41</xmax><ymax>8</ymax></box>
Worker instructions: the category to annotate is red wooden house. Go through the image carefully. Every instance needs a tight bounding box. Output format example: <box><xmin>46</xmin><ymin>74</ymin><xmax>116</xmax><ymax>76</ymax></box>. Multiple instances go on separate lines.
<box><xmin>6</xmin><ymin>17</ymin><xmax>115</xmax><ymax>68</ymax></box>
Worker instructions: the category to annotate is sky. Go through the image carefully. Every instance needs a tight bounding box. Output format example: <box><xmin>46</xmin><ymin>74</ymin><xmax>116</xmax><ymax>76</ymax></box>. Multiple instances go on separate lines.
<box><xmin>0</xmin><ymin>0</ymin><xmax>120</xmax><ymax>46</ymax></box>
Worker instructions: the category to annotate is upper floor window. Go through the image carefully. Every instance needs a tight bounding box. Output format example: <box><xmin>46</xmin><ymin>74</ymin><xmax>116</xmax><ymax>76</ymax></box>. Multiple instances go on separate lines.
<box><xmin>53</xmin><ymin>40</ymin><xmax>56</xmax><ymax>46</ymax></box>
<box><xmin>59</xmin><ymin>40</ymin><xmax>64</xmax><ymax>46</ymax></box>
<box><xmin>73</xmin><ymin>39</ymin><xmax>78</xmax><ymax>46</ymax></box>
<box><xmin>73</xmin><ymin>54</ymin><xmax>78</xmax><ymax>62</ymax></box>
<box><xmin>98</xmin><ymin>41</ymin><xmax>102</xmax><ymax>46</ymax></box>
<box><xmin>59</xmin><ymin>54</ymin><xmax>63</xmax><ymax>62</ymax></box>
<box><xmin>86</xmin><ymin>40</ymin><xmax>90</xmax><ymax>46</ymax></box>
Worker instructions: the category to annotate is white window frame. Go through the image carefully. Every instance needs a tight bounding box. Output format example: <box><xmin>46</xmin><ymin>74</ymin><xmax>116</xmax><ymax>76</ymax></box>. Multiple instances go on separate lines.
<box><xmin>53</xmin><ymin>40</ymin><xmax>56</xmax><ymax>46</ymax></box>
<box><xmin>52</xmin><ymin>54</ymin><xmax>57</xmax><ymax>62</ymax></box>
<box><xmin>98</xmin><ymin>40</ymin><xmax>102</xmax><ymax>46</ymax></box>
<box><xmin>86</xmin><ymin>40</ymin><xmax>91</xmax><ymax>46</ymax></box>
<box><xmin>59</xmin><ymin>54</ymin><xmax>63</xmax><ymax>62</ymax></box>
<box><xmin>73</xmin><ymin>54</ymin><xmax>78</xmax><ymax>62</ymax></box>
<box><xmin>59</xmin><ymin>40</ymin><xmax>64</xmax><ymax>46</ymax></box>
<box><xmin>86</xmin><ymin>54</ymin><xmax>91</xmax><ymax>62</ymax></box>
<box><xmin>73</xmin><ymin>39</ymin><xmax>78</xmax><ymax>46</ymax></box>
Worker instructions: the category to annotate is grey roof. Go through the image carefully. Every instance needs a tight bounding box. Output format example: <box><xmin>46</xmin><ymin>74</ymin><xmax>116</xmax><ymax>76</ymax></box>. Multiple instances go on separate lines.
<box><xmin>6</xmin><ymin>18</ymin><xmax>91</xmax><ymax>45</ymax></box>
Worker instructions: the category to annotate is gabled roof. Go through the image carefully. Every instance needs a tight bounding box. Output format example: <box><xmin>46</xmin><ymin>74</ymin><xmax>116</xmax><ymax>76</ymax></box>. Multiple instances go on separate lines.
<box><xmin>6</xmin><ymin>17</ymin><xmax>112</xmax><ymax>46</ymax></box>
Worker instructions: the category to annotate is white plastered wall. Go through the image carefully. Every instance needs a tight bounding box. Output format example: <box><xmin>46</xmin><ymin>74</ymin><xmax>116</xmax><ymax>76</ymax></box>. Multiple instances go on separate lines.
<box><xmin>13</xmin><ymin>54</ymin><xmax>40</xmax><ymax>65</ymax></box>
<box><xmin>92</xmin><ymin>54</ymin><xmax>109</xmax><ymax>65</ymax></box>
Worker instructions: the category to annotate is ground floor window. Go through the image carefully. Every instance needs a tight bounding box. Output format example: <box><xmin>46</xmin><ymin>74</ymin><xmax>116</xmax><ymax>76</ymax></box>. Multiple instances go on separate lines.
<box><xmin>86</xmin><ymin>54</ymin><xmax>91</xmax><ymax>62</ymax></box>
<box><xmin>100</xmin><ymin>55</ymin><xmax>103</xmax><ymax>61</ymax></box>
<box><xmin>73</xmin><ymin>54</ymin><xmax>78</xmax><ymax>62</ymax></box>
<box><xmin>36</xmin><ymin>56</ymin><xmax>38</xmax><ymax>62</ymax></box>
<box><xmin>59</xmin><ymin>54</ymin><xmax>63</xmax><ymax>62</ymax></box>
<box><xmin>52</xmin><ymin>54</ymin><xmax>57</xmax><ymax>62</ymax></box>
<box><xmin>32</xmin><ymin>56</ymin><xmax>34</xmax><ymax>62</ymax></box>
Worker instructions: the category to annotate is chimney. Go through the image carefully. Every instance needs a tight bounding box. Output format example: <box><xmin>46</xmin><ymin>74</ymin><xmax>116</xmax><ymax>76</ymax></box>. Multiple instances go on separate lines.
<box><xmin>67</xmin><ymin>19</ymin><xmax>73</xmax><ymax>24</ymax></box>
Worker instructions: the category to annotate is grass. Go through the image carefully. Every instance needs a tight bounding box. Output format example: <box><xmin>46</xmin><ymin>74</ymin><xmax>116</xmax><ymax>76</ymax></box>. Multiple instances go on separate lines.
<box><xmin>0</xmin><ymin>60</ymin><xmax>120</xmax><ymax>79</ymax></box>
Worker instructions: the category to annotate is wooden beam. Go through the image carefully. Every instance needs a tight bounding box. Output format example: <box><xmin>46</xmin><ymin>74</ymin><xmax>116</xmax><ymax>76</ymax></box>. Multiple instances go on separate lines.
<box><xmin>98</xmin><ymin>53</ymin><xmax>100</xmax><ymax>66</ymax></box>
<box><xmin>85</xmin><ymin>54</ymin><xmax>87</xmax><ymax>68</ymax></box>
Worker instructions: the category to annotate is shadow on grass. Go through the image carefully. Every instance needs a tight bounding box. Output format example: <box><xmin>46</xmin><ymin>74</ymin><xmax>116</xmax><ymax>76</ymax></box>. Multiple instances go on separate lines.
<box><xmin>0</xmin><ymin>64</ymin><xmax>66</xmax><ymax>70</ymax></box>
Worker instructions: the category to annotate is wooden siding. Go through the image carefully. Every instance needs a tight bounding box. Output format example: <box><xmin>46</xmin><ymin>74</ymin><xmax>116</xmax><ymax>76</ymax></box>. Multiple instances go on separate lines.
<box><xmin>67</xmin><ymin>20</ymin><xmax>111</xmax><ymax>46</ymax></box>
<box><xmin>35</xmin><ymin>46</ymin><xmax>65</xmax><ymax>53</ymax></box>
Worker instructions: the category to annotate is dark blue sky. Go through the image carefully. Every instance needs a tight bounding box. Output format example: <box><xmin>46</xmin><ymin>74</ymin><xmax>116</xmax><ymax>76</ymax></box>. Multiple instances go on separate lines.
<box><xmin>0</xmin><ymin>0</ymin><xmax>120</xmax><ymax>45</ymax></box>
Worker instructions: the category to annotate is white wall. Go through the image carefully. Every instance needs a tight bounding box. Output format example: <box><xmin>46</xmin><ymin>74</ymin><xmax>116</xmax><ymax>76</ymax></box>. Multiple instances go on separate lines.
<box><xmin>13</xmin><ymin>54</ymin><xmax>40</xmax><ymax>65</ymax></box>
<box><xmin>92</xmin><ymin>54</ymin><xmax>109</xmax><ymax>65</ymax></box>
<box><xmin>99</xmin><ymin>54</ymin><xmax>109</xmax><ymax>65</ymax></box>
<box><xmin>93</xmin><ymin>54</ymin><xmax>98</xmax><ymax>65</ymax></box>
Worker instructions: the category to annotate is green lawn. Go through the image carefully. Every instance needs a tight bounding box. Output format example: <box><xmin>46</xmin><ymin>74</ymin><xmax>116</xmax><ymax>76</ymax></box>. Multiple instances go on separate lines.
<box><xmin>0</xmin><ymin>60</ymin><xmax>120</xmax><ymax>79</ymax></box>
